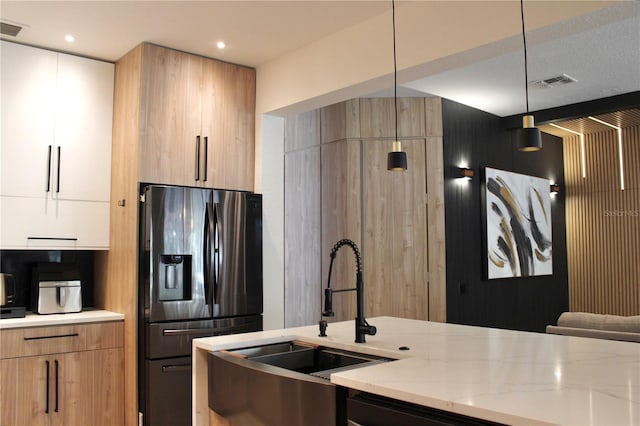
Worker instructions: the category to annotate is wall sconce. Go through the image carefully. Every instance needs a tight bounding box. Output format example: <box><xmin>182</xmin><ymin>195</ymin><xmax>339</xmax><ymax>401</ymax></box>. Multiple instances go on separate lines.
<box><xmin>550</xmin><ymin>183</ymin><xmax>560</xmax><ymax>195</ymax></box>
<box><xmin>458</xmin><ymin>167</ymin><xmax>474</xmax><ymax>180</ymax></box>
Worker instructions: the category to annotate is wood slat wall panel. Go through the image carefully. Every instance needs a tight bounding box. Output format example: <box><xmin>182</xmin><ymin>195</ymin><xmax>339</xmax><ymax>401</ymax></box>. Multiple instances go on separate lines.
<box><xmin>563</xmin><ymin>124</ymin><xmax>639</xmax><ymax>316</ymax></box>
<box><xmin>284</xmin><ymin>146</ymin><xmax>321</xmax><ymax>327</ymax></box>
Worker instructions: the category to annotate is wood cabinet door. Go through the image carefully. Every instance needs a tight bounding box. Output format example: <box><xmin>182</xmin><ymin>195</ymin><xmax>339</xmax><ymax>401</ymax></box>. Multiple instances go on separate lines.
<box><xmin>0</xmin><ymin>41</ymin><xmax>57</xmax><ymax>198</ymax></box>
<box><xmin>54</xmin><ymin>349</ymin><xmax>123</xmax><ymax>426</ymax></box>
<box><xmin>139</xmin><ymin>44</ymin><xmax>202</xmax><ymax>186</ymax></box>
<box><xmin>363</xmin><ymin>139</ymin><xmax>429</xmax><ymax>320</ymax></box>
<box><xmin>198</xmin><ymin>55</ymin><xmax>225</xmax><ymax>189</ymax></box>
<box><xmin>219</xmin><ymin>63</ymin><xmax>256</xmax><ymax>191</ymax></box>
<box><xmin>54</xmin><ymin>53</ymin><xmax>114</xmax><ymax>202</ymax></box>
<box><xmin>0</xmin><ymin>356</ymin><xmax>53</xmax><ymax>426</ymax></box>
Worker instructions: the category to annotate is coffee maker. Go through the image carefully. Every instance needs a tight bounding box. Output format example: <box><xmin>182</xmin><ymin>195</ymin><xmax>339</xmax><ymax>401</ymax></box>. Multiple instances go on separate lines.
<box><xmin>0</xmin><ymin>273</ymin><xmax>26</xmax><ymax>319</ymax></box>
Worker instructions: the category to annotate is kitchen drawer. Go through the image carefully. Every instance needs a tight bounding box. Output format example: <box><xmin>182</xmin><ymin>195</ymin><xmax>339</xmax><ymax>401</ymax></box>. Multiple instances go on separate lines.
<box><xmin>85</xmin><ymin>321</ymin><xmax>124</xmax><ymax>350</ymax></box>
<box><xmin>1</xmin><ymin>324</ymin><xmax>86</xmax><ymax>359</ymax></box>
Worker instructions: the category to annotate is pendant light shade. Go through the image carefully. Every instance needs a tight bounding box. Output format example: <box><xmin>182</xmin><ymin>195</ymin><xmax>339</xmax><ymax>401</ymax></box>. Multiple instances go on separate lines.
<box><xmin>517</xmin><ymin>0</ymin><xmax>541</xmax><ymax>152</ymax></box>
<box><xmin>388</xmin><ymin>141</ymin><xmax>408</xmax><ymax>171</ymax></box>
<box><xmin>517</xmin><ymin>114</ymin><xmax>542</xmax><ymax>151</ymax></box>
<box><xmin>387</xmin><ymin>0</ymin><xmax>407</xmax><ymax>171</ymax></box>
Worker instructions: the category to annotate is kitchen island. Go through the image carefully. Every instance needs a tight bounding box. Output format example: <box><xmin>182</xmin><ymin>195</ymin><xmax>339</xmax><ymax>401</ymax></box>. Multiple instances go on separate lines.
<box><xmin>192</xmin><ymin>316</ymin><xmax>639</xmax><ymax>425</ymax></box>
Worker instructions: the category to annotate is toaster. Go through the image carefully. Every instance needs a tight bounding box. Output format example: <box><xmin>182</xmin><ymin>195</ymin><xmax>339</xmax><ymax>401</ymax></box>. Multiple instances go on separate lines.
<box><xmin>31</xmin><ymin>263</ymin><xmax>82</xmax><ymax>314</ymax></box>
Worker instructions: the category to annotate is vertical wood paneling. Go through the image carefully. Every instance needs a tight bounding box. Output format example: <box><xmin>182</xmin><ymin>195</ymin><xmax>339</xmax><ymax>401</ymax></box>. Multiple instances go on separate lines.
<box><xmin>564</xmin><ymin>124</ymin><xmax>639</xmax><ymax>316</ymax></box>
<box><xmin>363</xmin><ymin>139</ymin><xmax>428</xmax><ymax>320</ymax></box>
<box><xmin>284</xmin><ymin>109</ymin><xmax>320</xmax><ymax>152</ymax></box>
<box><xmin>425</xmin><ymin>97</ymin><xmax>446</xmax><ymax>322</ymax></box>
<box><xmin>321</xmin><ymin>99</ymin><xmax>360</xmax><ymax>144</ymax></box>
<box><xmin>359</xmin><ymin>98</ymin><xmax>425</xmax><ymax>138</ymax></box>
<box><xmin>321</xmin><ymin>139</ymin><xmax>361</xmax><ymax>322</ymax></box>
<box><xmin>284</xmin><ymin>146</ymin><xmax>321</xmax><ymax>327</ymax></box>
<box><xmin>93</xmin><ymin>44</ymin><xmax>141</xmax><ymax>426</ymax></box>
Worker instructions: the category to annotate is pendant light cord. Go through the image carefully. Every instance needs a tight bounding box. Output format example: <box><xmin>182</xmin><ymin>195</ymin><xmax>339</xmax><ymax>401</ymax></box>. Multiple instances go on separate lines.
<box><xmin>520</xmin><ymin>0</ymin><xmax>530</xmax><ymax>114</ymax></box>
<box><xmin>392</xmin><ymin>0</ymin><xmax>398</xmax><ymax>143</ymax></box>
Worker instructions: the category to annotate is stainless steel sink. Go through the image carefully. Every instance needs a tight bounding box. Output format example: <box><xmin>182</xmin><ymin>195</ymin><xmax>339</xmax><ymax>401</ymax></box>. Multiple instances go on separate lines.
<box><xmin>208</xmin><ymin>342</ymin><xmax>393</xmax><ymax>425</ymax></box>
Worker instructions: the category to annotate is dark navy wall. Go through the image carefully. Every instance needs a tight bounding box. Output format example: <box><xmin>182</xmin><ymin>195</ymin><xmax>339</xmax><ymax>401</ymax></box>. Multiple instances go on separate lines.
<box><xmin>442</xmin><ymin>99</ymin><xmax>568</xmax><ymax>332</ymax></box>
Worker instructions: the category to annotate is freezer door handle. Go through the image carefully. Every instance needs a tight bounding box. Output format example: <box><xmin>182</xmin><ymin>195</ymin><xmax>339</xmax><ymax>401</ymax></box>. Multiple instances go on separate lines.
<box><xmin>161</xmin><ymin>364</ymin><xmax>191</xmax><ymax>373</ymax></box>
<box><xmin>162</xmin><ymin>325</ymin><xmax>254</xmax><ymax>336</ymax></box>
<box><xmin>163</xmin><ymin>328</ymin><xmax>214</xmax><ymax>336</ymax></box>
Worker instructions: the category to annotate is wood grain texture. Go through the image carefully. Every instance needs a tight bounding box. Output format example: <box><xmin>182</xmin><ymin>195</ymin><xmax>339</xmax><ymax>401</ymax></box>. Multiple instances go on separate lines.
<box><xmin>359</xmin><ymin>98</ymin><xmax>425</xmax><ymax>139</ymax></box>
<box><xmin>321</xmin><ymin>139</ymin><xmax>362</xmax><ymax>322</ymax></box>
<box><xmin>0</xmin><ymin>358</ymin><xmax>18</xmax><ymax>426</ymax></box>
<box><xmin>363</xmin><ymin>139</ymin><xmax>429</xmax><ymax>320</ymax></box>
<box><xmin>284</xmin><ymin>109</ymin><xmax>320</xmax><ymax>152</ymax></box>
<box><xmin>199</xmin><ymin>55</ymin><xmax>226</xmax><ymax>189</ymax></box>
<box><xmin>0</xmin><ymin>325</ymin><xmax>85</xmax><ymax>359</ymax></box>
<box><xmin>284</xmin><ymin>146</ymin><xmax>321</xmax><ymax>327</ymax></box>
<box><xmin>138</xmin><ymin>44</ymin><xmax>201</xmax><ymax>186</ymax></box>
<box><xmin>563</xmin><ymin>125</ymin><xmax>639</xmax><ymax>316</ymax></box>
<box><xmin>93</xmin><ymin>43</ymin><xmax>142</xmax><ymax>426</ymax></box>
<box><xmin>85</xmin><ymin>321</ymin><xmax>124</xmax><ymax>351</ymax></box>
<box><xmin>321</xmin><ymin>99</ymin><xmax>360</xmax><ymax>144</ymax></box>
<box><xmin>424</xmin><ymin>97</ymin><xmax>446</xmax><ymax>322</ymax></box>
<box><xmin>219</xmin><ymin>62</ymin><xmax>256</xmax><ymax>191</ymax></box>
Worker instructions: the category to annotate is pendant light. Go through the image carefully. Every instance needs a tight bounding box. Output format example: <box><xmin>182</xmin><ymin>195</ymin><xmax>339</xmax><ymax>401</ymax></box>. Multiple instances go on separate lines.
<box><xmin>387</xmin><ymin>0</ymin><xmax>408</xmax><ymax>171</ymax></box>
<box><xmin>517</xmin><ymin>0</ymin><xmax>542</xmax><ymax>152</ymax></box>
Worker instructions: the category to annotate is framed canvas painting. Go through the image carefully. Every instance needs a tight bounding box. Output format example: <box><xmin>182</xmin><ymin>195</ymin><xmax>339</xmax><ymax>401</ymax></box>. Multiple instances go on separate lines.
<box><xmin>484</xmin><ymin>167</ymin><xmax>552</xmax><ymax>279</ymax></box>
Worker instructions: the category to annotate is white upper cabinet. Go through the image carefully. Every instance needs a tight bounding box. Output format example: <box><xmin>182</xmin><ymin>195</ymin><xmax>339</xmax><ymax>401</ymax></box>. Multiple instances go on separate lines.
<box><xmin>0</xmin><ymin>41</ymin><xmax>114</xmax><ymax>202</ymax></box>
<box><xmin>0</xmin><ymin>41</ymin><xmax>114</xmax><ymax>249</ymax></box>
<box><xmin>1</xmin><ymin>41</ymin><xmax>58</xmax><ymax>198</ymax></box>
<box><xmin>55</xmin><ymin>52</ymin><xmax>114</xmax><ymax>202</ymax></box>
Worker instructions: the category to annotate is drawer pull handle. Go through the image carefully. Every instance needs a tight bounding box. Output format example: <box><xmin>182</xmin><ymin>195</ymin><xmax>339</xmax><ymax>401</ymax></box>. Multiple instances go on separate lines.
<box><xmin>24</xmin><ymin>333</ymin><xmax>80</xmax><ymax>341</ymax></box>
<box><xmin>27</xmin><ymin>237</ymin><xmax>78</xmax><ymax>241</ymax></box>
<box><xmin>54</xmin><ymin>359</ymin><xmax>59</xmax><ymax>412</ymax></box>
<box><xmin>45</xmin><ymin>360</ymin><xmax>50</xmax><ymax>414</ymax></box>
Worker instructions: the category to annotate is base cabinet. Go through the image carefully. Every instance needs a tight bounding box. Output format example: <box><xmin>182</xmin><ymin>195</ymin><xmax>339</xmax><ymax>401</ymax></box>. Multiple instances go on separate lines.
<box><xmin>0</xmin><ymin>322</ymin><xmax>124</xmax><ymax>426</ymax></box>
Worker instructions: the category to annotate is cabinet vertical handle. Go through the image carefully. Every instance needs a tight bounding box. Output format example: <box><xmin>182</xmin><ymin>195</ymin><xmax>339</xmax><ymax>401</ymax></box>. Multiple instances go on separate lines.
<box><xmin>54</xmin><ymin>359</ymin><xmax>59</xmax><ymax>413</ymax></box>
<box><xmin>46</xmin><ymin>145</ymin><xmax>52</xmax><ymax>192</ymax></box>
<box><xmin>203</xmin><ymin>136</ymin><xmax>208</xmax><ymax>182</ymax></box>
<box><xmin>45</xmin><ymin>360</ymin><xmax>50</xmax><ymax>414</ymax></box>
<box><xmin>195</xmin><ymin>136</ymin><xmax>201</xmax><ymax>181</ymax></box>
<box><xmin>56</xmin><ymin>146</ymin><xmax>61</xmax><ymax>193</ymax></box>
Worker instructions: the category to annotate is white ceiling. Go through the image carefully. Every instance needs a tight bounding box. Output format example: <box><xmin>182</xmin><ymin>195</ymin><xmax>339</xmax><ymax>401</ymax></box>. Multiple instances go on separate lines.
<box><xmin>1</xmin><ymin>1</ymin><xmax>639</xmax><ymax>117</ymax></box>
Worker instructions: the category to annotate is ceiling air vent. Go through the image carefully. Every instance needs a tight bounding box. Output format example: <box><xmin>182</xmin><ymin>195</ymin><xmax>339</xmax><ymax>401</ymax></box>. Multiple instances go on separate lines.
<box><xmin>1</xmin><ymin>21</ymin><xmax>23</xmax><ymax>37</ymax></box>
<box><xmin>531</xmin><ymin>74</ymin><xmax>578</xmax><ymax>89</ymax></box>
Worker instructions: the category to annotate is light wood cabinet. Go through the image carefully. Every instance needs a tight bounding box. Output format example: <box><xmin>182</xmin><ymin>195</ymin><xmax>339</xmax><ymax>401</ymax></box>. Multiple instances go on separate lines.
<box><xmin>138</xmin><ymin>43</ymin><xmax>255</xmax><ymax>191</ymax></box>
<box><xmin>0</xmin><ymin>321</ymin><xmax>124</xmax><ymax>426</ymax></box>
<box><xmin>0</xmin><ymin>40</ymin><xmax>114</xmax><ymax>249</ymax></box>
<box><xmin>284</xmin><ymin>98</ymin><xmax>445</xmax><ymax>327</ymax></box>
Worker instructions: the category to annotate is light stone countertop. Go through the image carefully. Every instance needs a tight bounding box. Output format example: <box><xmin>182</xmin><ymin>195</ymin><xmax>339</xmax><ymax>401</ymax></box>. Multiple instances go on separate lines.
<box><xmin>192</xmin><ymin>316</ymin><xmax>640</xmax><ymax>426</ymax></box>
<box><xmin>0</xmin><ymin>309</ymin><xmax>124</xmax><ymax>329</ymax></box>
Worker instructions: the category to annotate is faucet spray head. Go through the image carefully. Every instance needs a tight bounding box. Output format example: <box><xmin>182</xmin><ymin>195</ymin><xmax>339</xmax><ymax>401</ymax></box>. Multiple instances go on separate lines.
<box><xmin>322</xmin><ymin>288</ymin><xmax>335</xmax><ymax>317</ymax></box>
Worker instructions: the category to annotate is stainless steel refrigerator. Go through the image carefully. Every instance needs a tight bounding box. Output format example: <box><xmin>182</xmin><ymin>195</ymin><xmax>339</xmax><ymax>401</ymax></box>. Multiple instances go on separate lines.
<box><xmin>138</xmin><ymin>184</ymin><xmax>263</xmax><ymax>426</ymax></box>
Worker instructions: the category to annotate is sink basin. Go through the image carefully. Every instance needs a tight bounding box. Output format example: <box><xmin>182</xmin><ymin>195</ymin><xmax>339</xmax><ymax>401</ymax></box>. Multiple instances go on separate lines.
<box><xmin>246</xmin><ymin>345</ymin><xmax>388</xmax><ymax>379</ymax></box>
<box><xmin>208</xmin><ymin>341</ymin><xmax>394</xmax><ymax>425</ymax></box>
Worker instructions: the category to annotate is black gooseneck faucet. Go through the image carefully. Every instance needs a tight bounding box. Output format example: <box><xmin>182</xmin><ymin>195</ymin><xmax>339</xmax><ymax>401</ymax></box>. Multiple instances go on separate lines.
<box><xmin>319</xmin><ymin>239</ymin><xmax>376</xmax><ymax>343</ymax></box>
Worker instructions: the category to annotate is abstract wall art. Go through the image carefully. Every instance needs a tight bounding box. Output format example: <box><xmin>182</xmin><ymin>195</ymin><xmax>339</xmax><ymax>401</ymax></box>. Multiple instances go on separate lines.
<box><xmin>485</xmin><ymin>167</ymin><xmax>552</xmax><ymax>279</ymax></box>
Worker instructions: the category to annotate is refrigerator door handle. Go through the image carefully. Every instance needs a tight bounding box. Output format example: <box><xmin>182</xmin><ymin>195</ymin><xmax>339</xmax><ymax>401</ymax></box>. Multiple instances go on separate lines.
<box><xmin>213</xmin><ymin>203</ymin><xmax>221</xmax><ymax>303</ymax></box>
<box><xmin>204</xmin><ymin>201</ymin><xmax>215</xmax><ymax>307</ymax></box>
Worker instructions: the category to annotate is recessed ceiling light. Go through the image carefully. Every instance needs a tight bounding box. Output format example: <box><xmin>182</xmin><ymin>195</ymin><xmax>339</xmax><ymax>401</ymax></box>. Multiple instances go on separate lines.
<box><xmin>64</xmin><ymin>34</ymin><xmax>75</xmax><ymax>43</ymax></box>
<box><xmin>216</xmin><ymin>41</ymin><xmax>226</xmax><ymax>49</ymax></box>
